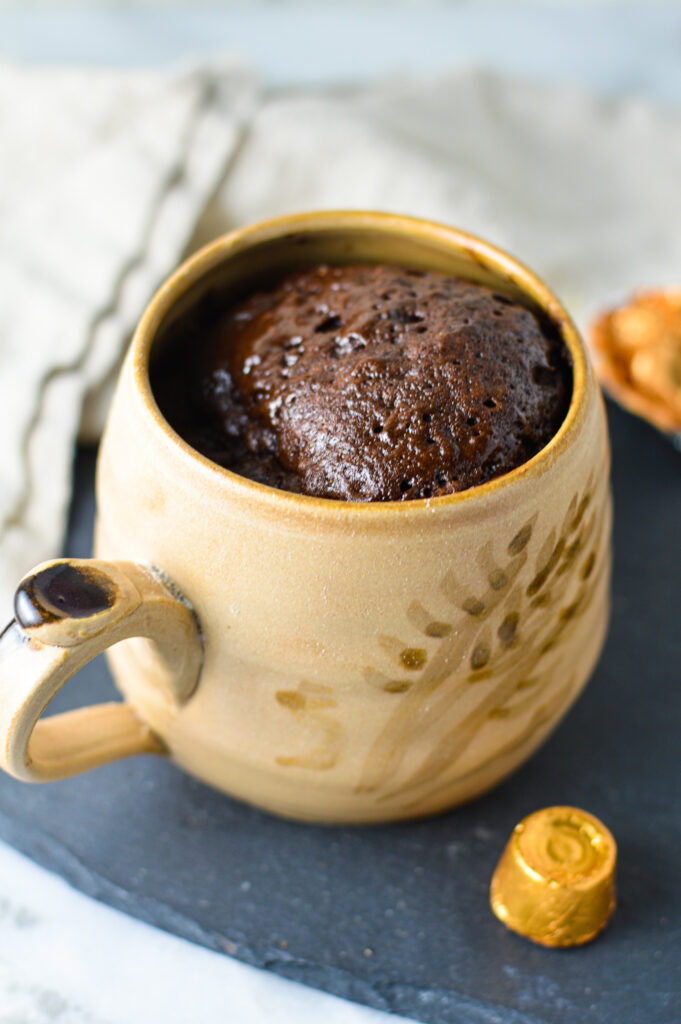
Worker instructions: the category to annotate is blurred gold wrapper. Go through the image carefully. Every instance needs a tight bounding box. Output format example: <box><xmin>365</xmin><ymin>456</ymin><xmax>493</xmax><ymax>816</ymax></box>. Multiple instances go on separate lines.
<box><xmin>490</xmin><ymin>806</ymin><xmax>616</xmax><ymax>948</ymax></box>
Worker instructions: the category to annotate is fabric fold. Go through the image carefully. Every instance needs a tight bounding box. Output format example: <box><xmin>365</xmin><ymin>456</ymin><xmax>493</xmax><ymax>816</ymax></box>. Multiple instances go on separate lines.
<box><xmin>0</xmin><ymin>60</ymin><xmax>258</xmax><ymax>610</ymax></box>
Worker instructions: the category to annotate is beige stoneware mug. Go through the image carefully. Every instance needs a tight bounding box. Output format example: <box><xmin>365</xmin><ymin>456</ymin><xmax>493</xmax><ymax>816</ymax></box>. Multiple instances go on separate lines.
<box><xmin>0</xmin><ymin>212</ymin><xmax>611</xmax><ymax>823</ymax></box>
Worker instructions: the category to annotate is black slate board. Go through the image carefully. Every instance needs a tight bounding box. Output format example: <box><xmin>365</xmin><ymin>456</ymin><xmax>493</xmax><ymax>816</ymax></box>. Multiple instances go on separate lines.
<box><xmin>0</xmin><ymin>400</ymin><xmax>679</xmax><ymax>1024</ymax></box>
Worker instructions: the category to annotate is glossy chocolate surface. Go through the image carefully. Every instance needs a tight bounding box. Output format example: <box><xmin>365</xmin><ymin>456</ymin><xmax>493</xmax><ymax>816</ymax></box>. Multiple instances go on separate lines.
<box><xmin>153</xmin><ymin>265</ymin><xmax>571</xmax><ymax>501</ymax></box>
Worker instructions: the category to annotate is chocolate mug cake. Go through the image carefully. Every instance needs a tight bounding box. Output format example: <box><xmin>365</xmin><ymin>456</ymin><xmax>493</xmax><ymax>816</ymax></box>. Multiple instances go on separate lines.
<box><xmin>0</xmin><ymin>212</ymin><xmax>609</xmax><ymax>825</ymax></box>
<box><xmin>153</xmin><ymin>264</ymin><xmax>571</xmax><ymax>501</ymax></box>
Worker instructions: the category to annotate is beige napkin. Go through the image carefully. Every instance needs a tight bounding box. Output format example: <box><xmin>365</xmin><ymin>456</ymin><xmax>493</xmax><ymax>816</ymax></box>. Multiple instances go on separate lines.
<box><xmin>0</xmin><ymin>59</ymin><xmax>257</xmax><ymax>611</ymax></box>
<box><xmin>2</xmin><ymin>63</ymin><xmax>681</xmax><ymax>613</ymax></box>
<box><xmin>208</xmin><ymin>72</ymin><xmax>681</xmax><ymax>321</ymax></box>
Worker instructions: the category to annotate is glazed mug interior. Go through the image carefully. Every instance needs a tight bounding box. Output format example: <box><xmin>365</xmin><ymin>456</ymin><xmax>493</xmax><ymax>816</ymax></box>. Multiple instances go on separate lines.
<box><xmin>0</xmin><ymin>212</ymin><xmax>611</xmax><ymax>823</ymax></box>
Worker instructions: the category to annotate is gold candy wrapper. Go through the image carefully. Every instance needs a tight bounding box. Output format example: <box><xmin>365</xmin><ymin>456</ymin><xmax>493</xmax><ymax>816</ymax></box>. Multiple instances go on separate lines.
<box><xmin>591</xmin><ymin>290</ymin><xmax>681</xmax><ymax>440</ymax></box>
<box><xmin>490</xmin><ymin>806</ymin><xmax>616</xmax><ymax>948</ymax></box>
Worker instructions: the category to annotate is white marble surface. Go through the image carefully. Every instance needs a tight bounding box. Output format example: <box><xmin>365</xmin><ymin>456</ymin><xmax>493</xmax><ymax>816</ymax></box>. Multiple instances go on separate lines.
<box><xmin>0</xmin><ymin>841</ymin><xmax>406</xmax><ymax>1024</ymax></box>
<box><xmin>0</xmin><ymin>3</ymin><xmax>677</xmax><ymax>1022</ymax></box>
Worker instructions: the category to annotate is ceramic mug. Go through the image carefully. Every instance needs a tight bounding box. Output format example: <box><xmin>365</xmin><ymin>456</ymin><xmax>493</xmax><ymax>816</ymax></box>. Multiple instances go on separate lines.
<box><xmin>0</xmin><ymin>211</ymin><xmax>611</xmax><ymax>823</ymax></box>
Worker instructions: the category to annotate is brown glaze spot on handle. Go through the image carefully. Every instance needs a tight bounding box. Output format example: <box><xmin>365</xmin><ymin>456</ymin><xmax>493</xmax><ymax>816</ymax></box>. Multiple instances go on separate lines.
<box><xmin>14</xmin><ymin>563</ymin><xmax>117</xmax><ymax>629</ymax></box>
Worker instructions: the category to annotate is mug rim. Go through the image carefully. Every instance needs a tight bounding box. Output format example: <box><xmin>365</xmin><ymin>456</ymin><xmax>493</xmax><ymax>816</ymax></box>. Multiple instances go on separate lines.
<box><xmin>131</xmin><ymin>210</ymin><xmax>590</xmax><ymax>518</ymax></box>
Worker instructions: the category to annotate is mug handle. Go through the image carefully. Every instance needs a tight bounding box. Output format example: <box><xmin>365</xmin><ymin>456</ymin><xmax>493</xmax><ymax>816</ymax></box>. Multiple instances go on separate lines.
<box><xmin>0</xmin><ymin>558</ymin><xmax>202</xmax><ymax>783</ymax></box>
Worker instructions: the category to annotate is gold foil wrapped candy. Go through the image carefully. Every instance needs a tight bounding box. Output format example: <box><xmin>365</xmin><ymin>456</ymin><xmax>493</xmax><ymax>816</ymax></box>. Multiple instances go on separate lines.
<box><xmin>490</xmin><ymin>806</ymin><xmax>616</xmax><ymax>947</ymax></box>
<box><xmin>591</xmin><ymin>289</ymin><xmax>681</xmax><ymax>436</ymax></box>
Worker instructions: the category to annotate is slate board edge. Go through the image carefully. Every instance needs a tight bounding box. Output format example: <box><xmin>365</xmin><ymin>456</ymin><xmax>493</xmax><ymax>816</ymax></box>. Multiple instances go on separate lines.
<box><xmin>0</xmin><ymin>802</ymin><xmax>551</xmax><ymax>1024</ymax></box>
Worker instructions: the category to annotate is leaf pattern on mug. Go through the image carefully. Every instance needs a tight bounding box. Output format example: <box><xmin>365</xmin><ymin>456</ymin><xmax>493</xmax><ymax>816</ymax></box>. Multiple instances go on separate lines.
<box><xmin>354</xmin><ymin>471</ymin><xmax>611</xmax><ymax>805</ymax></box>
<box><xmin>417</xmin><ymin>674</ymin><xmax>577</xmax><ymax>811</ymax></box>
<box><xmin>274</xmin><ymin>681</ymin><xmax>345</xmax><ymax>771</ymax></box>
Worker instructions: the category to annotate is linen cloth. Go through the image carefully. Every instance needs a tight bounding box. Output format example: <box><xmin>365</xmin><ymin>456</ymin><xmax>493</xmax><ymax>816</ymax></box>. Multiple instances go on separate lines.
<box><xmin>2</xmin><ymin>61</ymin><xmax>681</xmax><ymax>611</ymax></box>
